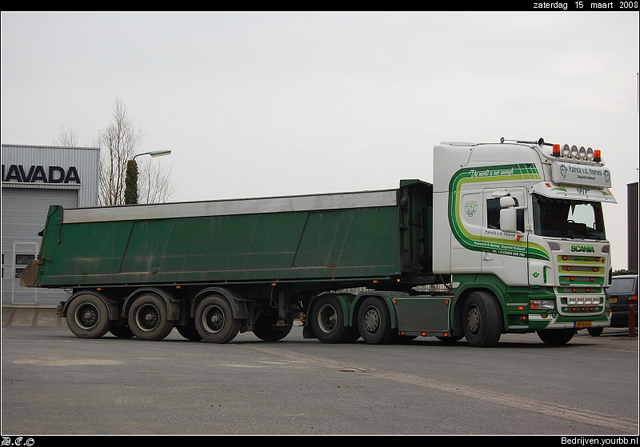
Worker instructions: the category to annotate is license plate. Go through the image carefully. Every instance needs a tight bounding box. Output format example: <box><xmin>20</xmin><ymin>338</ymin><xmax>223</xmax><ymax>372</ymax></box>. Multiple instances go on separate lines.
<box><xmin>575</xmin><ymin>321</ymin><xmax>592</xmax><ymax>328</ymax></box>
<box><xmin>610</xmin><ymin>297</ymin><xmax>618</xmax><ymax>303</ymax></box>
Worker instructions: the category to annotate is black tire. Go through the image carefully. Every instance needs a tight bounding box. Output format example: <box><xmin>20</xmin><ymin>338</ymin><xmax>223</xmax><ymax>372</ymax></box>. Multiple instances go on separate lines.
<box><xmin>309</xmin><ymin>294</ymin><xmax>357</xmax><ymax>343</ymax></box>
<box><xmin>195</xmin><ymin>295</ymin><xmax>241</xmax><ymax>343</ymax></box>
<box><xmin>437</xmin><ymin>335</ymin><xmax>463</xmax><ymax>344</ymax></box>
<box><xmin>537</xmin><ymin>328</ymin><xmax>575</xmax><ymax>345</ymax></box>
<box><xmin>253</xmin><ymin>314</ymin><xmax>293</xmax><ymax>342</ymax></box>
<box><xmin>461</xmin><ymin>291</ymin><xmax>503</xmax><ymax>347</ymax></box>
<box><xmin>177</xmin><ymin>320</ymin><xmax>203</xmax><ymax>341</ymax></box>
<box><xmin>587</xmin><ymin>327</ymin><xmax>603</xmax><ymax>337</ymax></box>
<box><xmin>66</xmin><ymin>293</ymin><xmax>112</xmax><ymax>339</ymax></box>
<box><xmin>109</xmin><ymin>324</ymin><xmax>134</xmax><ymax>338</ymax></box>
<box><xmin>357</xmin><ymin>297</ymin><xmax>395</xmax><ymax>344</ymax></box>
<box><xmin>127</xmin><ymin>294</ymin><xmax>174</xmax><ymax>341</ymax></box>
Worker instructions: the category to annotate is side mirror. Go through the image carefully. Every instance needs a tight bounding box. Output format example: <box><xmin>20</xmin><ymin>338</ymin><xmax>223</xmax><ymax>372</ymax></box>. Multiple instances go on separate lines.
<box><xmin>499</xmin><ymin>196</ymin><xmax>517</xmax><ymax>233</ymax></box>
<box><xmin>499</xmin><ymin>196</ymin><xmax>516</xmax><ymax>208</ymax></box>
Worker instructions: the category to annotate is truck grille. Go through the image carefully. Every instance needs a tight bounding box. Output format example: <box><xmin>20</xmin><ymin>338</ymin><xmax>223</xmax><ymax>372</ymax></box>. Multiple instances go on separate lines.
<box><xmin>556</xmin><ymin>254</ymin><xmax>607</xmax><ymax>316</ymax></box>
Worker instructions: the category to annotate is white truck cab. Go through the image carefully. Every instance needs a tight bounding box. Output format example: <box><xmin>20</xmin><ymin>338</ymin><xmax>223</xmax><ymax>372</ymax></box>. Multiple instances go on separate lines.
<box><xmin>432</xmin><ymin>138</ymin><xmax>615</xmax><ymax>342</ymax></box>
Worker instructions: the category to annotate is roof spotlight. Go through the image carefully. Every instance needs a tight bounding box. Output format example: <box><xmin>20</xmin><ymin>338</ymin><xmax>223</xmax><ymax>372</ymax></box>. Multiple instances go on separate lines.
<box><xmin>562</xmin><ymin>144</ymin><xmax>571</xmax><ymax>158</ymax></box>
<box><xmin>579</xmin><ymin>146</ymin><xmax>586</xmax><ymax>159</ymax></box>
<box><xmin>586</xmin><ymin>147</ymin><xmax>594</xmax><ymax>160</ymax></box>
<box><xmin>571</xmin><ymin>145</ymin><xmax>579</xmax><ymax>158</ymax></box>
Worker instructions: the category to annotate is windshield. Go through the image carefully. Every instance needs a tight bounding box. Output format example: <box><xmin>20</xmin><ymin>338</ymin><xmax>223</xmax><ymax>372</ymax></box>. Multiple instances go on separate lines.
<box><xmin>533</xmin><ymin>194</ymin><xmax>606</xmax><ymax>240</ymax></box>
<box><xmin>609</xmin><ymin>277</ymin><xmax>637</xmax><ymax>294</ymax></box>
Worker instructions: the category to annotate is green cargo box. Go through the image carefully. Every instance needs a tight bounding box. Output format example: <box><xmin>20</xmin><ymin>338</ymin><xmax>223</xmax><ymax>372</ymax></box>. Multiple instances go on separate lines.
<box><xmin>28</xmin><ymin>180</ymin><xmax>433</xmax><ymax>290</ymax></box>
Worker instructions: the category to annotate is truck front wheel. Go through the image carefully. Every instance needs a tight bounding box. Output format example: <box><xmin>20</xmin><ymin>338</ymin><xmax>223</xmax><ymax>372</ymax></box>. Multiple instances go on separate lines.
<box><xmin>195</xmin><ymin>295</ymin><xmax>241</xmax><ymax>343</ymax></box>
<box><xmin>536</xmin><ymin>328</ymin><xmax>575</xmax><ymax>345</ymax></box>
<box><xmin>128</xmin><ymin>294</ymin><xmax>174</xmax><ymax>341</ymax></box>
<box><xmin>461</xmin><ymin>291</ymin><xmax>503</xmax><ymax>347</ymax></box>
<box><xmin>66</xmin><ymin>293</ymin><xmax>112</xmax><ymax>339</ymax></box>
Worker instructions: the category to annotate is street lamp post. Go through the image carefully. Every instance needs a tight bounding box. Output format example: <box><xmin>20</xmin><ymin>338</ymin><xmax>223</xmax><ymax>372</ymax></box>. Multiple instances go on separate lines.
<box><xmin>124</xmin><ymin>150</ymin><xmax>172</xmax><ymax>205</ymax></box>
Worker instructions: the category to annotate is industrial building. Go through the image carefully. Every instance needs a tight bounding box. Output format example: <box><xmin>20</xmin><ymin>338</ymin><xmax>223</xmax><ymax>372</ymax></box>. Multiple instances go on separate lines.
<box><xmin>2</xmin><ymin>144</ymin><xmax>99</xmax><ymax>306</ymax></box>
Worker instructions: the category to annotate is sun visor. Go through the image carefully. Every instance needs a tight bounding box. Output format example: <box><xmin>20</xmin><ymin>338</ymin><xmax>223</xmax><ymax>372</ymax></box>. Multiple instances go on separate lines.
<box><xmin>551</xmin><ymin>161</ymin><xmax>611</xmax><ymax>188</ymax></box>
<box><xmin>531</xmin><ymin>181</ymin><xmax>616</xmax><ymax>203</ymax></box>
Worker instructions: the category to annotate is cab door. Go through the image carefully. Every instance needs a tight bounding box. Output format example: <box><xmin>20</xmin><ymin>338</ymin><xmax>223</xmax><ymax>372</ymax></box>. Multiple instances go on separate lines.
<box><xmin>481</xmin><ymin>188</ymin><xmax>529</xmax><ymax>286</ymax></box>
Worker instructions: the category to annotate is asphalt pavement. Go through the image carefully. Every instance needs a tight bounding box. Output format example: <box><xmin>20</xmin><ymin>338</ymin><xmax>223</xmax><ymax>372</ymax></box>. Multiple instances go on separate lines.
<box><xmin>2</xmin><ymin>305</ymin><xmax>638</xmax><ymax>435</ymax></box>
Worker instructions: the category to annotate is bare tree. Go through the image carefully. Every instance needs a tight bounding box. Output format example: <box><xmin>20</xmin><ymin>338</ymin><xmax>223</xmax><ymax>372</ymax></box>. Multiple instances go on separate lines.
<box><xmin>97</xmin><ymin>97</ymin><xmax>145</xmax><ymax>206</ymax></box>
<box><xmin>137</xmin><ymin>157</ymin><xmax>177</xmax><ymax>204</ymax></box>
<box><xmin>55</xmin><ymin>97</ymin><xmax>175</xmax><ymax>206</ymax></box>
<box><xmin>95</xmin><ymin>97</ymin><xmax>175</xmax><ymax>206</ymax></box>
<box><xmin>53</xmin><ymin>126</ymin><xmax>80</xmax><ymax>147</ymax></box>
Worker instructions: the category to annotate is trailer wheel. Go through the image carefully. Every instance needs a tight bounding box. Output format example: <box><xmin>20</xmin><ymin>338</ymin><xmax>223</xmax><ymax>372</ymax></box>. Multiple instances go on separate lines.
<box><xmin>109</xmin><ymin>325</ymin><xmax>134</xmax><ymax>339</ymax></box>
<box><xmin>66</xmin><ymin>294</ymin><xmax>112</xmax><ymax>339</ymax></box>
<box><xmin>253</xmin><ymin>315</ymin><xmax>293</xmax><ymax>342</ymax></box>
<box><xmin>195</xmin><ymin>295</ymin><xmax>241</xmax><ymax>343</ymax></box>
<box><xmin>177</xmin><ymin>320</ymin><xmax>203</xmax><ymax>341</ymax></box>
<box><xmin>357</xmin><ymin>297</ymin><xmax>395</xmax><ymax>344</ymax></box>
<box><xmin>536</xmin><ymin>329</ymin><xmax>575</xmax><ymax>345</ymax></box>
<box><xmin>128</xmin><ymin>294</ymin><xmax>174</xmax><ymax>341</ymax></box>
<box><xmin>309</xmin><ymin>294</ymin><xmax>357</xmax><ymax>343</ymax></box>
<box><xmin>461</xmin><ymin>291</ymin><xmax>503</xmax><ymax>347</ymax></box>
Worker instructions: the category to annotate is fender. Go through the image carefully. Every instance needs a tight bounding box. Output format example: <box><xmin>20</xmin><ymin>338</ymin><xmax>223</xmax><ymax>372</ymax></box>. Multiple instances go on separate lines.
<box><xmin>123</xmin><ymin>287</ymin><xmax>180</xmax><ymax>321</ymax></box>
<box><xmin>191</xmin><ymin>286</ymin><xmax>250</xmax><ymax>320</ymax></box>
<box><xmin>449</xmin><ymin>274</ymin><xmax>514</xmax><ymax>332</ymax></box>
<box><xmin>61</xmin><ymin>290</ymin><xmax>120</xmax><ymax>321</ymax></box>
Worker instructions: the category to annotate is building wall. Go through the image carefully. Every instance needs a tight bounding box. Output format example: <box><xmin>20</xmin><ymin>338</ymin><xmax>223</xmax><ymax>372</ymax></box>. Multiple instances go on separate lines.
<box><xmin>2</xmin><ymin>144</ymin><xmax>100</xmax><ymax>306</ymax></box>
<box><xmin>628</xmin><ymin>182</ymin><xmax>638</xmax><ymax>272</ymax></box>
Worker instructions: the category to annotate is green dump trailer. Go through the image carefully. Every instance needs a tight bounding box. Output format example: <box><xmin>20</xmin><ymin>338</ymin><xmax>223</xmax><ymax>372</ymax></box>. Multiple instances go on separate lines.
<box><xmin>22</xmin><ymin>180</ymin><xmax>447</xmax><ymax>344</ymax></box>
<box><xmin>23</xmin><ymin>139</ymin><xmax>616</xmax><ymax>346</ymax></box>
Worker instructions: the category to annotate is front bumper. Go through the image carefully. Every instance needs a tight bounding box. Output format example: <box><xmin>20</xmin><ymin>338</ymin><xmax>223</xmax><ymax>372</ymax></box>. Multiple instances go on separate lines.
<box><xmin>528</xmin><ymin>309</ymin><xmax>611</xmax><ymax>330</ymax></box>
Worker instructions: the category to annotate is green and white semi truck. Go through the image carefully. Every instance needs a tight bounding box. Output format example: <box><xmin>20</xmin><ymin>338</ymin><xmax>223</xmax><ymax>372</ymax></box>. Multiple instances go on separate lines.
<box><xmin>21</xmin><ymin>138</ymin><xmax>616</xmax><ymax>346</ymax></box>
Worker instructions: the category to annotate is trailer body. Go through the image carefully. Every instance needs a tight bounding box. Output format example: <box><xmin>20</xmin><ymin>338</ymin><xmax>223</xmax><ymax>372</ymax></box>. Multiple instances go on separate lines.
<box><xmin>32</xmin><ymin>181</ymin><xmax>433</xmax><ymax>286</ymax></box>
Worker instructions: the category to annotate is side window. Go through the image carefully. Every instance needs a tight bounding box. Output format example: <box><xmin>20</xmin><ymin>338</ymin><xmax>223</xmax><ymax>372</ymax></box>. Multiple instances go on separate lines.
<box><xmin>487</xmin><ymin>198</ymin><xmax>501</xmax><ymax>229</ymax></box>
<box><xmin>487</xmin><ymin>197</ymin><xmax>524</xmax><ymax>232</ymax></box>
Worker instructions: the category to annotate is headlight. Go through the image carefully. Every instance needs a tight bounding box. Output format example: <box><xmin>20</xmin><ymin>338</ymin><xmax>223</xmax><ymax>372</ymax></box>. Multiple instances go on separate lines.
<box><xmin>567</xmin><ymin>297</ymin><xmax>600</xmax><ymax>305</ymax></box>
<box><xmin>531</xmin><ymin>299</ymin><xmax>556</xmax><ymax>310</ymax></box>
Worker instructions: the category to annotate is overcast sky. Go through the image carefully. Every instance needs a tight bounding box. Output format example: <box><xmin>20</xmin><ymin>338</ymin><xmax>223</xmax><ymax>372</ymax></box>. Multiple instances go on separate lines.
<box><xmin>1</xmin><ymin>11</ymin><xmax>638</xmax><ymax>269</ymax></box>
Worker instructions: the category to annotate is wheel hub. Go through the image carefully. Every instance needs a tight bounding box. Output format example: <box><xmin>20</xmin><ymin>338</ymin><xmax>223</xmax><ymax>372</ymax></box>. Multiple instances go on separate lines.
<box><xmin>203</xmin><ymin>306</ymin><xmax>225</xmax><ymax>333</ymax></box>
<box><xmin>137</xmin><ymin>305</ymin><xmax>159</xmax><ymax>331</ymax></box>
<box><xmin>76</xmin><ymin>304</ymin><xmax>98</xmax><ymax>329</ymax></box>
<box><xmin>362</xmin><ymin>307</ymin><xmax>380</xmax><ymax>334</ymax></box>
<box><xmin>467</xmin><ymin>306</ymin><xmax>480</xmax><ymax>334</ymax></box>
<box><xmin>318</xmin><ymin>304</ymin><xmax>337</xmax><ymax>333</ymax></box>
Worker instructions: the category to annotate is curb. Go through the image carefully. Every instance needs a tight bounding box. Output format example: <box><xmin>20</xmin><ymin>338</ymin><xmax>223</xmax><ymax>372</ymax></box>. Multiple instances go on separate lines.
<box><xmin>2</xmin><ymin>307</ymin><xmax>64</xmax><ymax>327</ymax></box>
